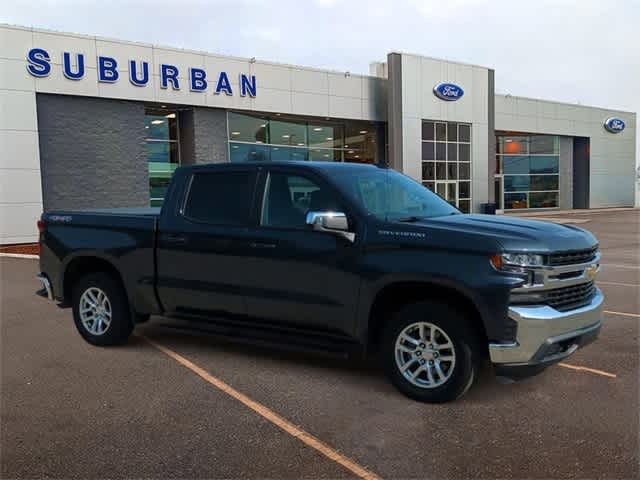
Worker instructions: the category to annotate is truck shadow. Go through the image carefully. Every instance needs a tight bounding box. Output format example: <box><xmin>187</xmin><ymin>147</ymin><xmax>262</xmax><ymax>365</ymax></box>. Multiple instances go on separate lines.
<box><xmin>129</xmin><ymin>317</ymin><xmax>538</xmax><ymax>404</ymax></box>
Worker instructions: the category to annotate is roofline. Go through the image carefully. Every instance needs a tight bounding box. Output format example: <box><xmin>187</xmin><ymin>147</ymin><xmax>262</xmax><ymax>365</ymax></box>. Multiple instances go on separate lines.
<box><xmin>0</xmin><ymin>23</ymin><xmax>379</xmax><ymax>80</ymax></box>
<box><xmin>387</xmin><ymin>51</ymin><xmax>494</xmax><ymax>71</ymax></box>
<box><xmin>495</xmin><ymin>92</ymin><xmax>637</xmax><ymax>116</ymax></box>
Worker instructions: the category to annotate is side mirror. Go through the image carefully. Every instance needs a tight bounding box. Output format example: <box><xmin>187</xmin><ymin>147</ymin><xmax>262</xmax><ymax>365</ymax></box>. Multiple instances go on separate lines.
<box><xmin>305</xmin><ymin>211</ymin><xmax>355</xmax><ymax>243</ymax></box>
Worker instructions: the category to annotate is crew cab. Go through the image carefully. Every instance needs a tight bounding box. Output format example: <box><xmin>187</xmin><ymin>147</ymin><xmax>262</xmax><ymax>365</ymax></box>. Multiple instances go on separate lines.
<box><xmin>36</xmin><ymin>162</ymin><xmax>604</xmax><ymax>402</ymax></box>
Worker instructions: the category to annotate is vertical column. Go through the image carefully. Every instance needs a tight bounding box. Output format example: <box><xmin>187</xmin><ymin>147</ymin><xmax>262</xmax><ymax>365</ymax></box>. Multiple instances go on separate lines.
<box><xmin>0</xmin><ymin>26</ymin><xmax>43</xmax><ymax>244</ymax></box>
<box><xmin>386</xmin><ymin>53</ymin><xmax>403</xmax><ymax>172</ymax></box>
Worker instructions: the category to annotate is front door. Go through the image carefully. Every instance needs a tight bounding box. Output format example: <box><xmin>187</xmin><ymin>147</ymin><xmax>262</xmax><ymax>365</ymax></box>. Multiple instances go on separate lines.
<box><xmin>242</xmin><ymin>168</ymin><xmax>361</xmax><ymax>337</ymax></box>
<box><xmin>435</xmin><ymin>180</ymin><xmax>458</xmax><ymax>208</ymax></box>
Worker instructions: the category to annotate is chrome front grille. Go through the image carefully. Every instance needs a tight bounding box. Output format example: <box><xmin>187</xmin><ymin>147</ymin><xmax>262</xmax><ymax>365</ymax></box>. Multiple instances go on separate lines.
<box><xmin>548</xmin><ymin>247</ymin><xmax>598</xmax><ymax>266</ymax></box>
<box><xmin>546</xmin><ymin>281</ymin><xmax>596</xmax><ymax>311</ymax></box>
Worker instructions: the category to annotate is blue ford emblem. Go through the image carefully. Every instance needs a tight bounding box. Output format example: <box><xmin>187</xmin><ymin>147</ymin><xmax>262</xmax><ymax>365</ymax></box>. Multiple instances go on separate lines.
<box><xmin>433</xmin><ymin>83</ymin><xmax>464</xmax><ymax>101</ymax></box>
<box><xmin>604</xmin><ymin>117</ymin><xmax>625</xmax><ymax>133</ymax></box>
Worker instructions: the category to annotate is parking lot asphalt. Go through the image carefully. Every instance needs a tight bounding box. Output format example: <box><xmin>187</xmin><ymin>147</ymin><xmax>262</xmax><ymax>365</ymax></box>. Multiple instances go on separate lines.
<box><xmin>1</xmin><ymin>209</ymin><xmax>638</xmax><ymax>479</ymax></box>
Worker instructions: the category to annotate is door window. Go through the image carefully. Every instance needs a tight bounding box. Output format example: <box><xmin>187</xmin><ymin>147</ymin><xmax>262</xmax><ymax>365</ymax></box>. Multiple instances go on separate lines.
<box><xmin>261</xmin><ymin>172</ymin><xmax>342</xmax><ymax>229</ymax></box>
<box><xmin>183</xmin><ymin>171</ymin><xmax>253</xmax><ymax>226</ymax></box>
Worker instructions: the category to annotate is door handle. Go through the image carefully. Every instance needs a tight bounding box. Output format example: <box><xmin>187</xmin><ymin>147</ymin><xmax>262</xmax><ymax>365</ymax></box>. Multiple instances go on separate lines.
<box><xmin>164</xmin><ymin>233</ymin><xmax>187</xmax><ymax>245</ymax></box>
<box><xmin>249</xmin><ymin>241</ymin><xmax>277</xmax><ymax>249</ymax></box>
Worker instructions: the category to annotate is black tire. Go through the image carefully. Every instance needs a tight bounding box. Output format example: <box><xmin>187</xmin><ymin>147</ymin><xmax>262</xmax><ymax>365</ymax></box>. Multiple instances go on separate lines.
<box><xmin>72</xmin><ymin>272</ymin><xmax>133</xmax><ymax>346</ymax></box>
<box><xmin>382</xmin><ymin>300</ymin><xmax>481</xmax><ymax>403</ymax></box>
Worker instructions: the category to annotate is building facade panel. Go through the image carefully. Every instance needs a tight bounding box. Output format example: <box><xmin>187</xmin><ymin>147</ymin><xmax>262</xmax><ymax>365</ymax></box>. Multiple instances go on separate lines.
<box><xmin>36</xmin><ymin>93</ymin><xmax>148</xmax><ymax>211</ymax></box>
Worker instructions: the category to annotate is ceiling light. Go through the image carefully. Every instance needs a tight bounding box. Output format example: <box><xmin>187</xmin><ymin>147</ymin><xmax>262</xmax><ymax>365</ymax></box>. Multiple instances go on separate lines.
<box><xmin>326</xmin><ymin>137</ymin><xmax>333</xmax><ymax>141</ymax></box>
<box><xmin>161</xmin><ymin>105</ymin><xmax>167</xmax><ymax>108</ymax></box>
<box><xmin>313</xmin><ymin>127</ymin><xmax>323</xmax><ymax>131</ymax></box>
<box><xmin>256</xmin><ymin>141</ymin><xmax>263</xmax><ymax>143</ymax></box>
<box><xmin>355</xmin><ymin>155</ymin><xmax>360</xmax><ymax>158</ymax></box>
<box><xmin>232</xmin><ymin>145</ymin><xmax>239</xmax><ymax>149</ymax></box>
<box><xmin>359</xmin><ymin>130</ymin><xmax>368</xmax><ymax>134</ymax></box>
<box><xmin>231</xmin><ymin>131</ymin><xmax>241</xmax><ymax>135</ymax></box>
<box><xmin>282</xmin><ymin>134</ymin><xmax>290</xmax><ymax>138</ymax></box>
<box><xmin>165</xmin><ymin>113</ymin><xmax>176</xmax><ymax>119</ymax></box>
<box><xmin>323</xmin><ymin>154</ymin><xmax>329</xmax><ymax>158</ymax></box>
<box><xmin>348</xmin><ymin>150</ymin><xmax>354</xmax><ymax>154</ymax></box>
<box><xmin>260</xmin><ymin>123</ymin><xmax>266</xmax><ymax>127</ymax></box>
<box><xmin>273</xmin><ymin>147</ymin><xmax>279</xmax><ymax>151</ymax></box>
<box><xmin>144</xmin><ymin>126</ymin><xmax>149</xmax><ymax>129</ymax></box>
<box><xmin>505</xmin><ymin>139</ymin><xmax>513</xmax><ymax>143</ymax></box>
<box><xmin>151</xmin><ymin>120</ymin><xmax>164</xmax><ymax>125</ymax></box>
<box><xmin>344</xmin><ymin>145</ymin><xmax>349</xmax><ymax>148</ymax></box>
<box><xmin>297</xmin><ymin>143</ymin><xmax>304</xmax><ymax>146</ymax></box>
<box><xmin>251</xmin><ymin>151</ymin><xmax>256</xmax><ymax>155</ymax></box>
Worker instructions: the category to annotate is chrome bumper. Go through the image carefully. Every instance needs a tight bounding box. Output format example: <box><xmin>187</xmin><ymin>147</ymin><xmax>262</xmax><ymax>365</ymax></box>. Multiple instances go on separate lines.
<box><xmin>36</xmin><ymin>273</ymin><xmax>54</xmax><ymax>301</ymax></box>
<box><xmin>489</xmin><ymin>287</ymin><xmax>604</xmax><ymax>366</ymax></box>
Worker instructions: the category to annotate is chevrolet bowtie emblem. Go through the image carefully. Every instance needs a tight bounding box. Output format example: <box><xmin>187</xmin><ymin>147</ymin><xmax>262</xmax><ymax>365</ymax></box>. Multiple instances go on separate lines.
<box><xmin>586</xmin><ymin>264</ymin><xmax>598</xmax><ymax>280</ymax></box>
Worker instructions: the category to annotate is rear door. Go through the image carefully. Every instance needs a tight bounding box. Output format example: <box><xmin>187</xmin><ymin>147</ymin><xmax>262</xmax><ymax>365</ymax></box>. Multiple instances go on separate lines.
<box><xmin>156</xmin><ymin>167</ymin><xmax>257</xmax><ymax>317</ymax></box>
<box><xmin>243</xmin><ymin>167</ymin><xmax>362</xmax><ymax>337</ymax></box>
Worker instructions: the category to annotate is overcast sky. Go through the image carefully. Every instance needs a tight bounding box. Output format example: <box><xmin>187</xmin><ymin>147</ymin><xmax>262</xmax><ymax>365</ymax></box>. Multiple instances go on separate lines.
<box><xmin>3</xmin><ymin>0</ymin><xmax>639</xmax><ymax>166</ymax></box>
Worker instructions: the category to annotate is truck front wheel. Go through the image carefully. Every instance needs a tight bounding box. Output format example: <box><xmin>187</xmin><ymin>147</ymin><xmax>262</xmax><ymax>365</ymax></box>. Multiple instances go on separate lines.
<box><xmin>72</xmin><ymin>272</ymin><xmax>133</xmax><ymax>346</ymax></box>
<box><xmin>382</xmin><ymin>301</ymin><xmax>481</xmax><ymax>403</ymax></box>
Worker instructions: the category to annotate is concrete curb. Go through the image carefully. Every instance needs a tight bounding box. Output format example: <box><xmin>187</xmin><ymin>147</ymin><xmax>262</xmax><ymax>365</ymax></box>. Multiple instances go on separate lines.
<box><xmin>0</xmin><ymin>253</ymin><xmax>39</xmax><ymax>259</ymax></box>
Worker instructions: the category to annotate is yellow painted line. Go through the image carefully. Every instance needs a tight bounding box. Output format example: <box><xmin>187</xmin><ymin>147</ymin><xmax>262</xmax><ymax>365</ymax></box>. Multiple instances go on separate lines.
<box><xmin>598</xmin><ymin>281</ymin><xmax>640</xmax><ymax>288</ymax></box>
<box><xmin>141</xmin><ymin>335</ymin><xmax>381</xmax><ymax>480</ymax></box>
<box><xmin>559</xmin><ymin>363</ymin><xmax>617</xmax><ymax>378</ymax></box>
<box><xmin>604</xmin><ymin>310</ymin><xmax>640</xmax><ymax>318</ymax></box>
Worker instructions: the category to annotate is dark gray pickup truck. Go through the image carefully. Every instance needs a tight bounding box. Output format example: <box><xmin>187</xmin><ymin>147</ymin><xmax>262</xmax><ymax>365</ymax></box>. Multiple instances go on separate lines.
<box><xmin>36</xmin><ymin>162</ymin><xmax>604</xmax><ymax>402</ymax></box>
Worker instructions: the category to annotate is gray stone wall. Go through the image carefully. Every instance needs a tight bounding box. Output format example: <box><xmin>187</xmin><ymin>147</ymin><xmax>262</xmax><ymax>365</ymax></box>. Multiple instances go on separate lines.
<box><xmin>36</xmin><ymin>93</ymin><xmax>148</xmax><ymax>211</ymax></box>
<box><xmin>192</xmin><ymin>107</ymin><xmax>228</xmax><ymax>164</ymax></box>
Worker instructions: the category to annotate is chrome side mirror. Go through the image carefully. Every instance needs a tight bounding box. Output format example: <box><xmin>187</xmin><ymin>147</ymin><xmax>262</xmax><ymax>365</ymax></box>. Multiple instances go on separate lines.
<box><xmin>305</xmin><ymin>211</ymin><xmax>355</xmax><ymax>243</ymax></box>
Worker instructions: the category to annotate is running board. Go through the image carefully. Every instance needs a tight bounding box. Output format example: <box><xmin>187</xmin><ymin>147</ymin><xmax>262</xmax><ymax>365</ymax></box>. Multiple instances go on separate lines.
<box><xmin>153</xmin><ymin>316</ymin><xmax>361</xmax><ymax>359</ymax></box>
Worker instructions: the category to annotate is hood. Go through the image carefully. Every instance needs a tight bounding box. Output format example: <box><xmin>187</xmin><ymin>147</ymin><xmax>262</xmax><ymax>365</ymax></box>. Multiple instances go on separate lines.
<box><xmin>406</xmin><ymin>214</ymin><xmax>598</xmax><ymax>254</ymax></box>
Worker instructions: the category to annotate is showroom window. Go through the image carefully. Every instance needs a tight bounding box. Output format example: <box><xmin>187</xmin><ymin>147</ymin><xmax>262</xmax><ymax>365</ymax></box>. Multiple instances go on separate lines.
<box><xmin>496</xmin><ymin>135</ymin><xmax>559</xmax><ymax>209</ymax></box>
<box><xmin>228</xmin><ymin>112</ymin><xmax>377</xmax><ymax>164</ymax></box>
<box><xmin>145</xmin><ymin>109</ymin><xmax>180</xmax><ymax>207</ymax></box>
<box><xmin>421</xmin><ymin>120</ymin><xmax>472</xmax><ymax>213</ymax></box>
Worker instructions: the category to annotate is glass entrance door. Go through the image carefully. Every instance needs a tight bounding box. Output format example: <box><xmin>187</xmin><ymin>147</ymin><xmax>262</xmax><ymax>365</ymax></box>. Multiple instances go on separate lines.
<box><xmin>494</xmin><ymin>174</ymin><xmax>503</xmax><ymax>212</ymax></box>
<box><xmin>436</xmin><ymin>180</ymin><xmax>458</xmax><ymax>208</ymax></box>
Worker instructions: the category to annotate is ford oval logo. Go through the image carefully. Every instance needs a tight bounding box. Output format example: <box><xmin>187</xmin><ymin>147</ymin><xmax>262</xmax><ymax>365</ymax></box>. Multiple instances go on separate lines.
<box><xmin>433</xmin><ymin>82</ymin><xmax>464</xmax><ymax>101</ymax></box>
<box><xmin>604</xmin><ymin>117</ymin><xmax>625</xmax><ymax>133</ymax></box>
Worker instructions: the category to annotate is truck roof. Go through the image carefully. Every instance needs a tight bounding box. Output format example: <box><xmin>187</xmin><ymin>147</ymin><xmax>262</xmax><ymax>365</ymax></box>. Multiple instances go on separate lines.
<box><xmin>182</xmin><ymin>161</ymin><xmax>386</xmax><ymax>173</ymax></box>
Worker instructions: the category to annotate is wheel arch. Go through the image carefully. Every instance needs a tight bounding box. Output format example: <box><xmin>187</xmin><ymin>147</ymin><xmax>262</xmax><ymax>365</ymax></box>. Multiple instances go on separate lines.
<box><xmin>62</xmin><ymin>254</ymin><xmax>125</xmax><ymax>306</ymax></box>
<box><xmin>364</xmin><ymin>279</ymin><xmax>489</xmax><ymax>354</ymax></box>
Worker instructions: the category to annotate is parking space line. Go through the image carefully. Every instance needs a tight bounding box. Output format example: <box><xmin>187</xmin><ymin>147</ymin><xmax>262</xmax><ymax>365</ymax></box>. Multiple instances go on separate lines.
<box><xmin>559</xmin><ymin>363</ymin><xmax>617</xmax><ymax>378</ymax></box>
<box><xmin>604</xmin><ymin>310</ymin><xmax>640</xmax><ymax>318</ymax></box>
<box><xmin>141</xmin><ymin>335</ymin><xmax>382</xmax><ymax>480</ymax></box>
<box><xmin>598</xmin><ymin>281</ymin><xmax>640</xmax><ymax>287</ymax></box>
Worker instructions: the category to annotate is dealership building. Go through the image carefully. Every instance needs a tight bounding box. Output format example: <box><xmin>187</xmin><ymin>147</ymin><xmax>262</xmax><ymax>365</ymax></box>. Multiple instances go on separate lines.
<box><xmin>1</xmin><ymin>24</ymin><xmax>637</xmax><ymax>244</ymax></box>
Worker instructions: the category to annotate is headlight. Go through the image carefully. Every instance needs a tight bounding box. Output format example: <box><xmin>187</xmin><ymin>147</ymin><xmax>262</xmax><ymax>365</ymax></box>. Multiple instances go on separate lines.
<box><xmin>502</xmin><ymin>252</ymin><xmax>544</xmax><ymax>267</ymax></box>
<box><xmin>490</xmin><ymin>252</ymin><xmax>545</xmax><ymax>271</ymax></box>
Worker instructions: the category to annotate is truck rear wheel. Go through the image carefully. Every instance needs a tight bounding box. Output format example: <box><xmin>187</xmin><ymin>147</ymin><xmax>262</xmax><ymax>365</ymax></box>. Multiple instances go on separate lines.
<box><xmin>382</xmin><ymin>301</ymin><xmax>480</xmax><ymax>403</ymax></box>
<box><xmin>72</xmin><ymin>272</ymin><xmax>133</xmax><ymax>346</ymax></box>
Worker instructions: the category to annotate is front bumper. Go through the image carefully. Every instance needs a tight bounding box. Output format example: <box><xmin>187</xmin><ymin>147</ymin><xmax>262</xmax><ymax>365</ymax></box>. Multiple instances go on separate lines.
<box><xmin>489</xmin><ymin>287</ymin><xmax>604</xmax><ymax>376</ymax></box>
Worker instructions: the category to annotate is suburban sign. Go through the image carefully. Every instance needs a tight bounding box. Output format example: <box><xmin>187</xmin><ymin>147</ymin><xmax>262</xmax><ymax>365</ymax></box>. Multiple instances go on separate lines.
<box><xmin>433</xmin><ymin>82</ymin><xmax>464</xmax><ymax>101</ymax></box>
<box><xmin>603</xmin><ymin>117</ymin><xmax>625</xmax><ymax>134</ymax></box>
<box><xmin>25</xmin><ymin>47</ymin><xmax>257</xmax><ymax>97</ymax></box>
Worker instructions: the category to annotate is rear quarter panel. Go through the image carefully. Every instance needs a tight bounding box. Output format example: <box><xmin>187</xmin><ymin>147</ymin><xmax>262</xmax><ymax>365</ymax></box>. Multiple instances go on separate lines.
<box><xmin>40</xmin><ymin>212</ymin><xmax>159</xmax><ymax>314</ymax></box>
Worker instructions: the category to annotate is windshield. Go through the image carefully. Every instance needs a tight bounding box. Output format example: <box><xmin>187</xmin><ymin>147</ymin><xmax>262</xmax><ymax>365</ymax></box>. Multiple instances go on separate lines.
<box><xmin>331</xmin><ymin>167</ymin><xmax>460</xmax><ymax>220</ymax></box>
